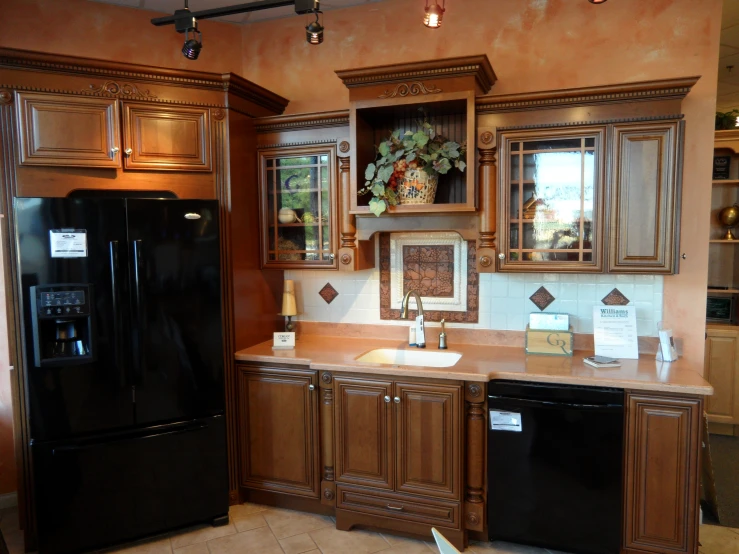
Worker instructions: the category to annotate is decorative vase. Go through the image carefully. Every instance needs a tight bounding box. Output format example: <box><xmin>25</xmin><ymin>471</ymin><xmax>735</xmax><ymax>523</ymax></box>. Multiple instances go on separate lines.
<box><xmin>278</xmin><ymin>207</ymin><xmax>298</xmax><ymax>224</ymax></box>
<box><xmin>398</xmin><ymin>168</ymin><xmax>438</xmax><ymax>205</ymax></box>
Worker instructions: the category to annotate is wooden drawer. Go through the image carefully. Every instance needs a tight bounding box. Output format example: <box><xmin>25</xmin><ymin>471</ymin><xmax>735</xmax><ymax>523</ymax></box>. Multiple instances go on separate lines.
<box><xmin>336</xmin><ymin>484</ymin><xmax>460</xmax><ymax>529</ymax></box>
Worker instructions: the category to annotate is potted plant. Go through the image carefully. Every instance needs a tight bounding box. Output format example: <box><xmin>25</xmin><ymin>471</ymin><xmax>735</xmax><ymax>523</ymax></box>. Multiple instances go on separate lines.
<box><xmin>360</xmin><ymin>121</ymin><xmax>467</xmax><ymax>216</ymax></box>
<box><xmin>716</xmin><ymin>109</ymin><xmax>739</xmax><ymax>130</ymax></box>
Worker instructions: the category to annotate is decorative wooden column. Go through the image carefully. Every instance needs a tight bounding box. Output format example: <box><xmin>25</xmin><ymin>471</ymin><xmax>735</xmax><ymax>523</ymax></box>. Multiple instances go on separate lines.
<box><xmin>464</xmin><ymin>382</ymin><xmax>486</xmax><ymax>532</ymax></box>
<box><xmin>320</xmin><ymin>371</ymin><xmax>336</xmax><ymax>506</ymax></box>
<box><xmin>338</xmin><ymin>142</ymin><xmax>374</xmax><ymax>271</ymax></box>
<box><xmin>477</xmin><ymin>128</ymin><xmax>497</xmax><ymax>273</ymax></box>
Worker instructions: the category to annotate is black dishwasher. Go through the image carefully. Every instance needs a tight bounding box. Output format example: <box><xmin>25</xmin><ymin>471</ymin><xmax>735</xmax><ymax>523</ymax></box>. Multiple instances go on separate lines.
<box><xmin>487</xmin><ymin>380</ymin><xmax>623</xmax><ymax>554</ymax></box>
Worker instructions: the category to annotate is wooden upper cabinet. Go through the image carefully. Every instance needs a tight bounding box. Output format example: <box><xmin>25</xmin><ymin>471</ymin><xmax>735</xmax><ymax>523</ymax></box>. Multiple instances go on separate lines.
<box><xmin>705</xmin><ymin>326</ymin><xmax>739</xmax><ymax>426</ymax></box>
<box><xmin>122</xmin><ymin>103</ymin><xmax>211</xmax><ymax>171</ymax></box>
<box><xmin>608</xmin><ymin>122</ymin><xmax>684</xmax><ymax>274</ymax></box>
<box><xmin>334</xmin><ymin>375</ymin><xmax>394</xmax><ymax>490</ymax></box>
<box><xmin>623</xmin><ymin>393</ymin><xmax>701</xmax><ymax>554</ymax></box>
<box><xmin>394</xmin><ymin>381</ymin><xmax>461</xmax><ymax>501</ymax></box>
<box><xmin>237</xmin><ymin>365</ymin><xmax>320</xmax><ymax>498</ymax></box>
<box><xmin>16</xmin><ymin>92</ymin><xmax>121</xmax><ymax>168</ymax></box>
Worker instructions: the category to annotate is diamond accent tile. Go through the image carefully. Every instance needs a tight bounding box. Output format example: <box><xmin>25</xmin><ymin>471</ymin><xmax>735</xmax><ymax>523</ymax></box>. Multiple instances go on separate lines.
<box><xmin>318</xmin><ymin>283</ymin><xmax>339</xmax><ymax>304</ymax></box>
<box><xmin>602</xmin><ymin>288</ymin><xmax>630</xmax><ymax>306</ymax></box>
<box><xmin>529</xmin><ymin>286</ymin><xmax>555</xmax><ymax>311</ymax></box>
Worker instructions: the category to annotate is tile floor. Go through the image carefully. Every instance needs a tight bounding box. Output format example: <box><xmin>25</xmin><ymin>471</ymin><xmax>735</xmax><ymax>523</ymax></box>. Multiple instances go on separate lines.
<box><xmin>1</xmin><ymin>503</ymin><xmax>738</xmax><ymax>553</ymax></box>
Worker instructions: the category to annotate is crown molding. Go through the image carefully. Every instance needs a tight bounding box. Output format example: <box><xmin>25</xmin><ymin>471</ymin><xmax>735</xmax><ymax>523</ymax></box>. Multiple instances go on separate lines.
<box><xmin>255</xmin><ymin>110</ymin><xmax>350</xmax><ymax>132</ymax></box>
<box><xmin>336</xmin><ymin>55</ymin><xmax>496</xmax><ymax>94</ymax></box>
<box><xmin>476</xmin><ymin>76</ymin><xmax>700</xmax><ymax>113</ymax></box>
<box><xmin>0</xmin><ymin>47</ymin><xmax>288</xmax><ymax>115</ymax></box>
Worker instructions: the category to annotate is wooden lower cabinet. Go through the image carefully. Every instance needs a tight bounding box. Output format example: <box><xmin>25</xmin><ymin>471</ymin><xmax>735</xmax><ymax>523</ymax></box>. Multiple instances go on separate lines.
<box><xmin>237</xmin><ymin>365</ymin><xmax>320</xmax><ymax>498</ymax></box>
<box><xmin>333</xmin><ymin>374</ymin><xmax>465</xmax><ymax>550</ymax></box>
<box><xmin>623</xmin><ymin>392</ymin><xmax>702</xmax><ymax>554</ymax></box>
<box><xmin>705</xmin><ymin>326</ymin><xmax>739</xmax><ymax>434</ymax></box>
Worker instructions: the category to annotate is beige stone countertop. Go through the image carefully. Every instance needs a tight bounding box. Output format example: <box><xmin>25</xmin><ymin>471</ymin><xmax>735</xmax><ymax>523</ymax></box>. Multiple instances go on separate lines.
<box><xmin>234</xmin><ymin>335</ymin><xmax>713</xmax><ymax>396</ymax></box>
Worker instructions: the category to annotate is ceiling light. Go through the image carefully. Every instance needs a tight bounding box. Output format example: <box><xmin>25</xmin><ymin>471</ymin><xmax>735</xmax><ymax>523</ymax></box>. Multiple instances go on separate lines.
<box><xmin>424</xmin><ymin>0</ymin><xmax>445</xmax><ymax>28</ymax></box>
<box><xmin>588</xmin><ymin>0</ymin><xmax>608</xmax><ymax>3</ymax></box>
<box><xmin>182</xmin><ymin>28</ymin><xmax>203</xmax><ymax>60</ymax></box>
<box><xmin>306</xmin><ymin>11</ymin><xmax>324</xmax><ymax>45</ymax></box>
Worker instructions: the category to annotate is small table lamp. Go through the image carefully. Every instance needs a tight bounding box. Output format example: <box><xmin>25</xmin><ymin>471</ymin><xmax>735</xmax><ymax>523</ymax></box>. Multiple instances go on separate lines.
<box><xmin>279</xmin><ymin>279</ymin><xmax>298</xmax><ymax>332</ymax></box>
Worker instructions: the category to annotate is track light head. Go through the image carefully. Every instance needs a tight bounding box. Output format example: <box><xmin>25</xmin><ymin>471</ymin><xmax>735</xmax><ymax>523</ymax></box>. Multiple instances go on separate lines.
<box><xmin>306</xmin><ymin>12</ymin><xmax>323</xmax><ymax>45</ymax></box>
<box><xmin>424</xmin><ymin>0</ymin><xmax>445</xmax><ymax>28</ymax></box>
<box><xmin>182</xmin><ymin>27</ymin><xmax>203</xmax><ymax>60</ymax></box>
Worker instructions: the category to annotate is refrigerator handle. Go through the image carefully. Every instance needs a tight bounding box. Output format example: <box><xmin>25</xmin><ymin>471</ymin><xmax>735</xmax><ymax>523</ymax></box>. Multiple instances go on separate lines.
<box><xmin>132</xmin><ymin>239</ymin><xmax>144</xmax><ymax>385</ymax></box>
<box><xmin>109</xmin><ymin>241</ymin><xmax>125</xmax><ymax>386</ymax></box>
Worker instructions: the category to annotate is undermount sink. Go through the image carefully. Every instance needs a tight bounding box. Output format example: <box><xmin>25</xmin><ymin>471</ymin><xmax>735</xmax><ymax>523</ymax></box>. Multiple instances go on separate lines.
<box><xmin>355</xmin><ymin>348</ymin><xmax>462</xmax><ymax>368</ymax></box>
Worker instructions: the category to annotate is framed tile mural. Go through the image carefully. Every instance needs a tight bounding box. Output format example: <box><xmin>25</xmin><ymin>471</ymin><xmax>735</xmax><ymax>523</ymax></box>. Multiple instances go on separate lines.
<box><xmin>380</xmin><ymin>232</ymin><xmax>478</xmax><ymax>323</ymax></box>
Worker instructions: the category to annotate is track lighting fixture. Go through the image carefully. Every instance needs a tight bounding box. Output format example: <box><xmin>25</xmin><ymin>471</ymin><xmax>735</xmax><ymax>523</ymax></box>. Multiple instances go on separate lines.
<box><xmin>173</xmin><ymin>1</ymin><xmax>202</xmax><ymax>61</ymax></box>
<box><xmin>306</xmin><ymin>11</ymin><xmax>324</xmax><ymax>45</ymax></box>
<box><xmin>424</xmin><ymin>0</ymin><xmax>445</xmax><ymax>28</ymax></box>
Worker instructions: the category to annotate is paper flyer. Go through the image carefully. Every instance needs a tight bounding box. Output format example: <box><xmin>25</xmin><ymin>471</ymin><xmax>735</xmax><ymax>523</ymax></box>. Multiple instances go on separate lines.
<box><xmin>592</xmin><ymin>305</ymin><xmax>639</xmax><ymax>359</ymax></box>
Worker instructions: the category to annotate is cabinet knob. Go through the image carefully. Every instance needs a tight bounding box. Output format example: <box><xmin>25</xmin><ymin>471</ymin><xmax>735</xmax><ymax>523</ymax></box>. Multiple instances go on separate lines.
<box><xmin>111</xmin><ymin>147</ymin><xmax>120</xmax><ymax>154</ymax></box>
<box><xmin>498</xmin><ymin>253</ymin><xmax>505</xmax><ymax>260</ymax></box>
<box><xmin>384</xmin><ymin>395</ymin><xmax>391</xmax><ymax>403</ymax></box>
<box><xmin>394</xmin><ymin>396</ymin><xmax>400</xmax><ymax>404</ymax></box>
<box><xmin>125</xmin><ymin>148</ymin><xmax>133</xmax><ymax>156</ymax></box>
<box><xmin>329</xmin><ymin>253</ymin><xmax>335</xmax><ymax>261</ymax></box>
<box><xmin>308</xmin><ymin>384</ymin><xmax>315</xmax><ymax>391</ymax></box>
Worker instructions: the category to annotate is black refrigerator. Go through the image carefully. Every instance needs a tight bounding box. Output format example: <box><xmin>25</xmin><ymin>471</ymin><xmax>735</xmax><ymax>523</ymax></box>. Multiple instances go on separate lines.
<box><xmin>14</xmin><ymin>197</ymin><xmax>229</xmax><ymax>554</ymax></box>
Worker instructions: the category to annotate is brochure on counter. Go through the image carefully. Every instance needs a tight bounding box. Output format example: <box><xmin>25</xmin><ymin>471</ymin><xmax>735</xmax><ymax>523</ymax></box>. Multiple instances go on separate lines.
<box><xmin>592</xmin><ymin>305</ymin><xmax>639</xmax><ymax>359</ymax></box>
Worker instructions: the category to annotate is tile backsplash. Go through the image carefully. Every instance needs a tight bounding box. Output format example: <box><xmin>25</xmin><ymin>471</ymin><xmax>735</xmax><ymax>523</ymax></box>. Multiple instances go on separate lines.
<box><xmin>286</xmin><ymin>242</ymin><xmax>664</xmax><ymax>336</ymax></box>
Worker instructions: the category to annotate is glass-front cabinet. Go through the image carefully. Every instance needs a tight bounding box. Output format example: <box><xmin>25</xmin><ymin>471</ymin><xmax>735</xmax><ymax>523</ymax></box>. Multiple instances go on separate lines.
<box><xmin>259</xmin><ymin>146</ymin><xmax>338</xmax><ymax>269</ymax></box>
<box><xmin>498</xmin><ymin>128</ymin><xmax>605</xmax><ymax>272</ymax></box>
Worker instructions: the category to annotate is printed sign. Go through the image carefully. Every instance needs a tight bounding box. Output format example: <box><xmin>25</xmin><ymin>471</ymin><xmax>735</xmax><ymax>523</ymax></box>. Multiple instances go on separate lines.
<box><xmin>593</xmin><ymin>305</ymin><xmax>639</xmax><ymax>359</ymax></box>
<box><xmin>50</xmin><ymin>229</ymin><xmax>88</xmax><ymax>258</ymax></box>
<box><xmin>273</xmin><ymin>332</ymin><xmax>296</xmax><ymax>349</ymax></box>
<box><xmin>489</xmin><ymin>410</ymin><xmax>523</xmax><ymax>432</ymax></box>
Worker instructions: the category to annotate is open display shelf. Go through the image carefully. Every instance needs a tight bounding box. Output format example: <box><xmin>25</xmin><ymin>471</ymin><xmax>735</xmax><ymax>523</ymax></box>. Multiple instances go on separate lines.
<box><xmin>709</xmin><ymin>131</ymin><xmax>739</xmax><ymax>290</ymax></box>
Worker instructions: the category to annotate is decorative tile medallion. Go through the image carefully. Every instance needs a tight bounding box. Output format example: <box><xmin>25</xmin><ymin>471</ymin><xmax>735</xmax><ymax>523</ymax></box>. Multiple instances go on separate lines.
<box><xmin>380</xmin><ymin>233</ymin><xmax>478</xmax><ymax>323</ymax></box>
<box><xmin>402</xmin><ymin>245</ymin><xmax>455</xmax><ymax>298</ymax></box>
<box><xmin>529</xmin><ymin>286</ymin><xmax>555</xmax><ymax>311</ymax></box>
<box><xmin>319</xmin><ymin>283</ymin><xmax>339</xmax><ymax>304</ymax></box>
<box><xmin>602</xmin><ymin>288</ymin><xmax>630</xmax><ymax>306</ymax></box>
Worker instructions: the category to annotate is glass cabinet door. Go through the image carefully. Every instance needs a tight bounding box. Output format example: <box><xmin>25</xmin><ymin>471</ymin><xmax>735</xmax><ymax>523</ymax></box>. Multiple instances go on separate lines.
<box><xmin>500</xmin><ymin>128</ymin><xmax>605</xmax><ymax>271</ymax></box>
<box><xmin>259</xmin><ymin>146</ymin><xmax>337</xmax><ymax>268</ymax></box>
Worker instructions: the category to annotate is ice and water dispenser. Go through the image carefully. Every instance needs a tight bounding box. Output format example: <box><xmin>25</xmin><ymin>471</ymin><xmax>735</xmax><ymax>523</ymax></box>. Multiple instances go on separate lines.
<box><xmin>30</xmin><ymin>284</ymin><xmax>95</xmax><ymax>367</ymax></box>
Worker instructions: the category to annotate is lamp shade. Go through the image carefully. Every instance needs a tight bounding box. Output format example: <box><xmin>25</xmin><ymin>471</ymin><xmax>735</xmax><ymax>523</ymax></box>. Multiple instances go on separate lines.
<box><xmin>279</xmin><ymin>280</ymin><xmax>298</xmax><ymax>317</ymax></box>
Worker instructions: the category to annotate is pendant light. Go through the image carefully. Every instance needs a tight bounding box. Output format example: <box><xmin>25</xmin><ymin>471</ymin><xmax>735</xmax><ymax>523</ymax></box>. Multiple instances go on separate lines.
<box><xmin>305</xmin><ymin>11</ymin><xmax>324</xmax><ymax>45</ymax></box>
<box><xmin>424</xmin><ymin>0</ymin><xmax>445</xmax><ymax>29</ymax></box>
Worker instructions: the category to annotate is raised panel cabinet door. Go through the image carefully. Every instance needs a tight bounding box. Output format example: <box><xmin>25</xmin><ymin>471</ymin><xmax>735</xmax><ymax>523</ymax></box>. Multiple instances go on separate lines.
<box><xmin>238</xmin><ymin>366</ymin><xmax>320</xmax><ymax>498</ymax></box>
<box><xmin>334</xmin><ymin>375</ymin><xmax>394</xmax><ymax>490</ymax></box>
<box><xmin>704</xmin><ymin>327</ymin><xmax>739</xmax><ymax>425</ymax></box>
<box><xmin>394</xmin><ymin>381</ymin><xmax>461</xmax><ymax>501</ymax></box>
<box><xmin>608</xmin><ymin>122</ymin><xmax>684</xmax><ymax>274</ymax></box>
<box><xmin>623</xmin><ymin>393</ymin><xmax>702</xmax><ymax>554</ymax></box>
<box><xmin>16</xmin><ymin>92</ymin><xmax>121</xmax><ymax>168</ymax></box>
<box><xmin>122</xmin><ymin>103</ymin><xmax>211</xmax><ymax>171</ymax></box>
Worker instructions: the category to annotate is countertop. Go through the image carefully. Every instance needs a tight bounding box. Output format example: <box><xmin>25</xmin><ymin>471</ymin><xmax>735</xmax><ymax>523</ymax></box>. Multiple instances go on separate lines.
<box><xmin>234</xmin><ymin>336</ymin><xmax>713</xmax><ymax>396</ymax></box>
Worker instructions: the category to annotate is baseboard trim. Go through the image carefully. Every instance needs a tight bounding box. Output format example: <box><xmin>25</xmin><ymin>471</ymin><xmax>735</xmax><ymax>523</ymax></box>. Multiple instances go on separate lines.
<box><xmin>0</xmin><ymin>492</ymin><xmax>17</xmax><ymax>510</ymax></box>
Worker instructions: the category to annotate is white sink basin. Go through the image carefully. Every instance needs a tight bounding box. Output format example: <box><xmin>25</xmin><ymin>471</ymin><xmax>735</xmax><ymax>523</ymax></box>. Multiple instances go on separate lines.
<box><xmin>355</xmin><ymin>348</ymin><xmax>461</xmax><ymax>368</ymax></box>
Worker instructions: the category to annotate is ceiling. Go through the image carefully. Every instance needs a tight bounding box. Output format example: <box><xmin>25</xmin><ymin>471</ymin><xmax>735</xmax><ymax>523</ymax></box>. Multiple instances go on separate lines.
<box><xmin>87</xmin><ymin>0</ymin><xmax>385</xmax><ymax>24</ymax></box>
<box><xmin>718</xmin><ymin>0</ymin><xmax>739</xmax><ymax>111</ymax></box>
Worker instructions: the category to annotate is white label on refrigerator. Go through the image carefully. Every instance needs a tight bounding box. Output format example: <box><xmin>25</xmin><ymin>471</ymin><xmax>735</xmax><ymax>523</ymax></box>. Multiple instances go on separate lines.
<box><xmin>50</xmin><ymin>229</ymin><xmax>88</xmax><ymax>258</ymax></box>
<box><xmin>489</xmin><ymin>410</ymin><xmax>522</xmax><ymax>432</ymax></box>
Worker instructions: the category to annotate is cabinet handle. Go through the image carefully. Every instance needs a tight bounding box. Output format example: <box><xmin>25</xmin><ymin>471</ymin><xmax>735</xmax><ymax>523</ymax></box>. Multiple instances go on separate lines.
<box><xmin>308</xmin><ymin>384</ymin><xmax>315</xmax><ymax>391</ymax></box>
<box><xmin>386</xmin><ymin>504</ymin><xmax>404</xmax><ymax>511</ymax></box>
<box><xmin>394</xmin><ymin>396</ymin><xmax>400</xmax><ymax>404</ymax></box>
<box><xmin>329</xmin><ymin>253</ymin><xmax>335</xmax><ymax>261</ymax></box>
<box><xmin>384</xmin><ymin>395</ymin><xmax>391</xmax><ymax>403</ymax></box>
<box><xmin>125</xmin><ymin>148</ymin><xmax>133</xmax><ymax>156</ymax></box>
<box><xmin>498</xmin><ymin>253</ymin><xmax>505</xmax><ymax>260</ymax></box>
<box><xmin>111</xmin><ymin>146</ymin><xmax>120</xmax><ymax>154</ymax></box>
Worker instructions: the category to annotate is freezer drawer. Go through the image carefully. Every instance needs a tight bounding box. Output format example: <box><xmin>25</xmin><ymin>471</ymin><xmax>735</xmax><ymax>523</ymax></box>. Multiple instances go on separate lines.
<box><xmin>32</xmin><ymin>415</ymin><xmax>228</xmax><ymax>554</ymax></box>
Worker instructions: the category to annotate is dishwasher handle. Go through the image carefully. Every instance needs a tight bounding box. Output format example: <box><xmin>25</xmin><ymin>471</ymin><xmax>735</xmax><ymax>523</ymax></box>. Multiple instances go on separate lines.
<box><xmin>488</xmin><ymin>394</ymin><xmax>623</xmax><ymax>411</ymax></box>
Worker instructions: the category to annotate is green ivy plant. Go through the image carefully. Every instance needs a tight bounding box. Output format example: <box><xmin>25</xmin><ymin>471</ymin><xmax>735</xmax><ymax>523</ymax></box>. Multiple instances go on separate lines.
<box><xmin>716</xmin><ymin>109</ymin><xmax>739</xmax><ymax>130</ymax></box>
<box><xmin>359</xmin><ymin>121</ymin><xmax>467</xmax><ymax>216</ymax></box>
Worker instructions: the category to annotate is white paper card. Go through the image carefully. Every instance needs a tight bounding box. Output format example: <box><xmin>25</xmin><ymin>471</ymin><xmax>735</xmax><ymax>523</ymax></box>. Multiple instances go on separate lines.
<box><xmin>50</xmin><ymin>229</ymin><xmax>88</xmax><ymax>258</ymax></box>
<box><xmin>272</xmin><ymin>332</ymin><xmax>295</xmax><ymax>349</ymax></box>
<box><xmin>489</xmin><ymin>411</ymin><xmax>522</xmax><ymax>432</ymax></box>
<box><xmin>657</xmin><ymin>329</ymin><xmax>678</xmax><ymax>362</ymax></box>
<box><xmin>593</xmin><ymin>305</ymin><xmax>639</xmax><ymax>359</ymax></box>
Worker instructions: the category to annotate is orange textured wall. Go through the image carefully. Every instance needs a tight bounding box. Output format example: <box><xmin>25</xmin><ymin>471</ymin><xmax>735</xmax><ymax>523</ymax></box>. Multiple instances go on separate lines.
<box><xmin>0</xmin><ymin>0</ymin><xmax>244</xmax><ymax>74</ymax></box>
<box><xmin>241</xmin><ymin>0</ymin><xmax>722</xmax><ymax>372</ymax></box>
